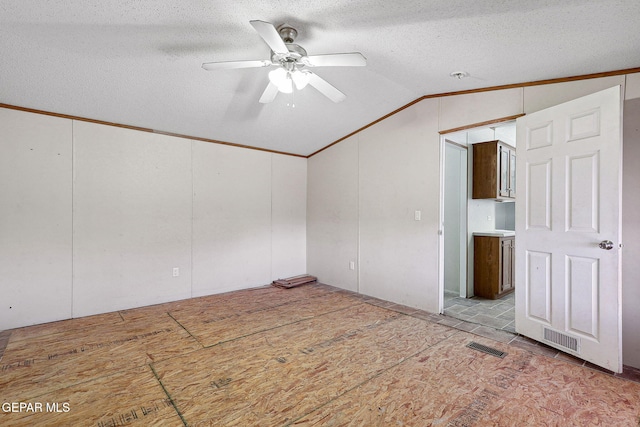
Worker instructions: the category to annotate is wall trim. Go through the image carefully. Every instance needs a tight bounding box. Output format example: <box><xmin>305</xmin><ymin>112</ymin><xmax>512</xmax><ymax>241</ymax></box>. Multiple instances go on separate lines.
<box><xmin>439</xmin><ymin>114</ymin><xmax>526</xmax><ymax>135</ymax></box>
<box><xmin>308</xmin><ymin>66</ymin><xmax>640</xmax><ymax>158</ymax></box>
<box><xmin>2</xmin><ymin>66</ymin><xmax>639</xmax><ymax>159</ymax></box>
<box><xmin>0</xmin><ymin>103</ymin><xmax>307</xmax><ymax>159</ymax></box>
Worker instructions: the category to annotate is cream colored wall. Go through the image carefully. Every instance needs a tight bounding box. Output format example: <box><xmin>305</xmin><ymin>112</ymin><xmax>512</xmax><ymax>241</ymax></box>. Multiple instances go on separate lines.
<box><xmin>271</xmin><ymin>155</ymin><xmax>307</xmax><ymax>280</ymax></box>
<box><xmin>306</xmin><ymin>136</ymin><xmax>359</xmax><ymax>291</ymax></box>
<box><xmin>0</xmin><ymin>109</ymin><xmax>307</xmax><ymax>329</ymax></box>
<box><xmin>524</xmin><ymin>75</ymin><xmax>625</xmax><ymax>113</ymax></box>
<box><xmin>626</xmin><ymin>73</ymin><xmax>640</xmax><ymax>99</ymax></box>
<box><xmin>439</xmin><ymin>87</ymin><xmax>523</xmax><ymax>131</ymax></box>
<box><xmin>622</xmin><ymin>73</ymin><xmax>640</xmax><ymax>368</ymax></box>
<box><xmin>72</xmin><ymin>122</ymin><xmax>193</xmax><ymax>316</ymax></box>
<box><xmin>192</xmin><ymin>142</ymin><xmax>272</xmax><ymax>297</ymax></box>
<box><xmin>307</xmin><ymin>99</ymin><xmax>440</xmax><ymax>311</ymax></box>
<box><xmin>358</xmin><ymin>99</ymin><xmax>440</xmax><ymax>310</ymax></box>
<box><xmin>0</xmin><ymin>109</ymin><xmax>73</xmax><ymax>328</ymax></box>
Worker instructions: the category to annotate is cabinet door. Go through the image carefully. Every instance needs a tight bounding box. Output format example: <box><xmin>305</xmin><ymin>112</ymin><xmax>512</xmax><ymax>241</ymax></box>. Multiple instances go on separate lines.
<box><xmin>499</xmin><ymin>145</ymin><xmax>510</xmax><ymax>197</ymax></box>
<box><xmin>510</xmin><ymin>238</ymin><xmax>515</xmax><ymax>291</ymax></box>
<box><xmin>500</xmin><ymin>238</ymin><xmax>514</xmax><ymax>293</ymax></box>
<box><xmin>509</xmin><ymin>149</ymin><xmax>516</xmax><ymax>198</ymax></box>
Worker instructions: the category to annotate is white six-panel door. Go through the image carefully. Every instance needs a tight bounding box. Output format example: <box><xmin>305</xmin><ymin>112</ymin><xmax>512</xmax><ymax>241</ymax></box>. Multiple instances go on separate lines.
<box><xmin>515</xmin><ymin>86</ymin><xmax>622</xmax><ymax>373</ymax></box>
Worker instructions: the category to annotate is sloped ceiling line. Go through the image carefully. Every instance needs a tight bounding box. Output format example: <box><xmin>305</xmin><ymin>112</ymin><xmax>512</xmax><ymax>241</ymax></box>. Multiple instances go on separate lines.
<box><xmin>1</xmin><ymin>66</ymin><xmax>639</xmax><ymax>159</ymax></box>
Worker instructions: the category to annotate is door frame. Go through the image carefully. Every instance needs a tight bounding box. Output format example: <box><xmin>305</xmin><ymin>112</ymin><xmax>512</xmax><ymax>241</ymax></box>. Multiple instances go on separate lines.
<box><xmin>437</xmin><ymin>116</ymin><xmax>523</xmax><ymax>314</ymax></box>
<box><xmin>442</xmin><ymin>140</ymin><xmax>468</xmax><ymax>298</ymax></box>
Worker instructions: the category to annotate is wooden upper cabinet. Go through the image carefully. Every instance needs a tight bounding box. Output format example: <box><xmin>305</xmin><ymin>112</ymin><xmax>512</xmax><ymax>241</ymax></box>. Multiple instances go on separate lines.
<box><xmin>472</xmin><ymin>140</ymin><xmax>516</xmax><ymax>200</ymax></box>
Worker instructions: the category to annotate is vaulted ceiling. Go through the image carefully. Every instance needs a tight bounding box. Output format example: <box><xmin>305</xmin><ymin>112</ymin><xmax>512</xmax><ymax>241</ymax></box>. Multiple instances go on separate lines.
<box><xmin>2</xmin><ymin>0</ymin><xmax>639</xmax><ymax>156</ymax></box>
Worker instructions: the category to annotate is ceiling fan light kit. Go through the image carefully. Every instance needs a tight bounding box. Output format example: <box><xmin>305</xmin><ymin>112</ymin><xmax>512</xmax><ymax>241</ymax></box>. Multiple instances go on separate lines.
<box><xmin>202</xmin><ymin>20</ymin><xmax>366</xmax><ymax>104</ymax></box>
<box><xmin>268</xmin><ymin>68</ymin><xmax>293</xmax><ymax>93</ymax></box>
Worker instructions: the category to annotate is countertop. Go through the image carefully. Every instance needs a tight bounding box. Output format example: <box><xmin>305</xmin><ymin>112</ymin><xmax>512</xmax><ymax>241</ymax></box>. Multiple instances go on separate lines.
<box><xmin>473</xmin><ymin>230</ymin><xmax>515</xmax><ymax>237</ymax></box>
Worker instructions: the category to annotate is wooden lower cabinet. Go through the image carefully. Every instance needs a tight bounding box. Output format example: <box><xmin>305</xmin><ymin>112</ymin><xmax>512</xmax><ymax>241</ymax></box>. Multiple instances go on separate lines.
<box><xmin>473</xmin><ymin>235</ymin><xmax>515</xmax><ymax>299</ymax></box>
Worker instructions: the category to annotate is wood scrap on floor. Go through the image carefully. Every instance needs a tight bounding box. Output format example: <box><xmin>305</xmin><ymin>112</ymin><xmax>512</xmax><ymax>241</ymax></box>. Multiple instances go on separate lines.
<box><xmin>272</xmin><ymin>274</ymin><xmax>317</xmax><ymax>289</ymax></box>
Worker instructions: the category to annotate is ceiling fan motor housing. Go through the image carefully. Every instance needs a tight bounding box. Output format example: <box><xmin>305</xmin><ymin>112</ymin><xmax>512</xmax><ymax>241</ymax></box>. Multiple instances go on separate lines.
<box><xmin>277</xmin><ymin>24</ymin><xmax>298</xmax><ymax>43</ymax></box>
<box><xmin>271</xmin><ymin>43</ymin><xmax>308</xmax><ymax>70</ymax></box>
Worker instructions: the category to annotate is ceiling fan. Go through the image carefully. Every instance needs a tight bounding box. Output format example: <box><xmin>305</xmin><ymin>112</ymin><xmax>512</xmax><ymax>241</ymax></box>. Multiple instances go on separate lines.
<box><xmin>202</xmin><ymin>20</ymin><xmax>366</xmax><ymax>103</ymax></box>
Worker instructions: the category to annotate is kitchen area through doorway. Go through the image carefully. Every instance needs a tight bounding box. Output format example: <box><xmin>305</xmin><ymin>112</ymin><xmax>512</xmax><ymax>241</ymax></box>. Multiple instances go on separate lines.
<box><xmin>442</xmin><ymin>121</ymin><xmax>516</xmax><ymax>333</ymax></box>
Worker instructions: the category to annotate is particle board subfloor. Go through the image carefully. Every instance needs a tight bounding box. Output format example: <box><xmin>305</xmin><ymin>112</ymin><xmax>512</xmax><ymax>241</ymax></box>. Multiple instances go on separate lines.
<box><xmin>1</xmin><ymin>283</ymin><xmax>639</xmax><ymax>426</ymax></box>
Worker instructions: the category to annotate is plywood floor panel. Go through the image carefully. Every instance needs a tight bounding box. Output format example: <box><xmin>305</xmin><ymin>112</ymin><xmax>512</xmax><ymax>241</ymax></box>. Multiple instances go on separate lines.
<box><xmin>478</xmin><ymin>354</ymin><xmax>640</xmax><ymax>426</ymax></box>
<box><xmin>2</xmin><ymin>283</ymin><xmax>639</xmax><ymax>426</ymax></box>
<box><xmin>292</xmin><ymin>333</ymin><xmax>640</xmax><ymax>426</ymax></box>
<box><xmin>6</xmin><ymin>311</ymin><xmax>124</xmax><ymax>343</ymax></box>
<box><xmin>0</xmin><ymin>313</ymin><xmax>201</xmax><ymax>402</ymax></box>
<box><xmin>171</xmin><ymin>290</ymin><xmax>362</xmax><ymax>347</ymax></box>
<box><xmin>153</xmin><ymin>306</ymin><xmax>460</xmax><ymax>426</ymax></box>
<box><xmin>0</xmin><ymin>365</ymin><xmax>182</xmax><ymax>426</ymax></box>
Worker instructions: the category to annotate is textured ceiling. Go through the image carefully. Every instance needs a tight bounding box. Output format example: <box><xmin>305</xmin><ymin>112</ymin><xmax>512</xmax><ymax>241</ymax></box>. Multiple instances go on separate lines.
<box><xmin>1</xmin><ymin>0</ymin><xmax>639</xmax><ymax>156</ymax></box>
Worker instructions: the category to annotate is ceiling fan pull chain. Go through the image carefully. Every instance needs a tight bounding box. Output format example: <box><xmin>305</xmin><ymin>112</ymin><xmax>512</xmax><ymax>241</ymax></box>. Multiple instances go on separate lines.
<box><xmin>288</xmin><ymin>88</ymin><xmax>296</xmax><ymax>108</ymax></box>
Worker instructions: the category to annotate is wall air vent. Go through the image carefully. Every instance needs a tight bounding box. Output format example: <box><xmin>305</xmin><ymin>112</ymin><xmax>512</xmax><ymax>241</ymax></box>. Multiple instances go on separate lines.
<box><xmin>543</xmin><ymin>328</ymin><xmax>580</xmax><ymax>353</ymax></box>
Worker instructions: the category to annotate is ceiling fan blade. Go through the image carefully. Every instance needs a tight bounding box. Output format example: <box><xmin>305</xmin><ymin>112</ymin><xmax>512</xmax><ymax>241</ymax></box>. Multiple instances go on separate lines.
<box><xmin>259</xmin><ymin>82</ymin><xmax>279</xmax><ymax>103</ymax></box>
<box><xmin>305</xmin><ymin>53</ymin><xmax>367</xmax><ymax>67</ymax></box>
<box><xmin>202</xmin><ymin>59</ymin><xmax>271</xmax><ymax>70</ymax></box>
<box><xmin>250</xmin><ymin>20</ymin><xmax>288</xmax><ymax>55</ymax></box>
<box><xmin>307</xmin><ymin>72</ymin><xmax>346</xmax><ymax>103</ymax></box>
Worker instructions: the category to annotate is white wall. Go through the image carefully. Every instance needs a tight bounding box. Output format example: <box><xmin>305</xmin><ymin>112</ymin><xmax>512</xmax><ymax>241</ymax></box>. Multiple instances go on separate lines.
<box><xmin>523</xmin><ymin>75</ymin><xmax>625</xmax><ymax>113</ymax></box>
<box><xmin>73</xmin><ymin>122</ymin><xmax>193</xmax><ymax>316</ymax></box>
<box><xmin>192</xmin><ymin>142</ymin><xmax>272</xmax><ymax>297</ymax></box>
<box><xmin>439</xmin><ymin>87</ymin><xmax>523</xmax><ymax>131</ymax></box>
<box><xmin>271</xmin><ymin>155</ymin><xmax>307</xmax><ymax>280</ymax></box>
<box><xmin>307</xmin><ymin>99</ymin><xmax>441</xmax><ymax>312</ymax></box>
<box><xmin>0</xmin><ymin>108</ymin><xmax>307</xmax><ymax>329</ymax></box>
<box><xmin>358</xmin><ymin>99</ymin><xmax>440</xmax><ymax>310</ymax></box>
<box><xmin>495</xmin><ymin>203</ymin><xmax>515</xmax><ymax>231</ymax></box>
<box><xmin>622</xmin><ymin>73</ymin><xmax>640</xmax><ymax>368</ymax></box>
<box><xmin>306</xmin><ymin>137</ymin><xmax>359</xmax><ymax>291</ymax></box>
<box><xmin>0</xmin><ymin>109</ymin><xmax>73</xmax><ymax>328</ymax></box>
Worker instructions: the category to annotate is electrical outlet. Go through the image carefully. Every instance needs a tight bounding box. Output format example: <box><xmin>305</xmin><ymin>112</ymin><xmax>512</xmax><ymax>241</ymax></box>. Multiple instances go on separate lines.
<box><xmin>487</xmin><ymin>215</ymin><xmax>492</xmax><ymax>221</ymax></box>
<box><xmin>414</xmin><ymin>210</ymin><xmax>422</xmax><ymax>221</ymax></box>
<box><xmin>172</xmin><ymin>267</ymin><xmax>180</xmax><ymax>277</ymax></box>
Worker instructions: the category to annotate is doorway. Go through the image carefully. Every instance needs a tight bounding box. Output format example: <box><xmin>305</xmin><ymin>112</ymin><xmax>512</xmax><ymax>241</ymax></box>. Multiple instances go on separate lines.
<box><xmin>440</xmin><ymin>121</ymin><xmax>516</xmax><ymax>332</ymax></box>
<box><xmin>438</xmin><ymin>87</ymin><xmax>626</xmax><ymax>372</ymax></box>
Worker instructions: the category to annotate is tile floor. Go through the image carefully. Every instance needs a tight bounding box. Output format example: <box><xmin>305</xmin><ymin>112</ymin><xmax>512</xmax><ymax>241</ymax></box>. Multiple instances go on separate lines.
<box><xmin>444</xmin><ymin>290</ymin><xmax>516</xmax><ymax>333</ymax></box>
